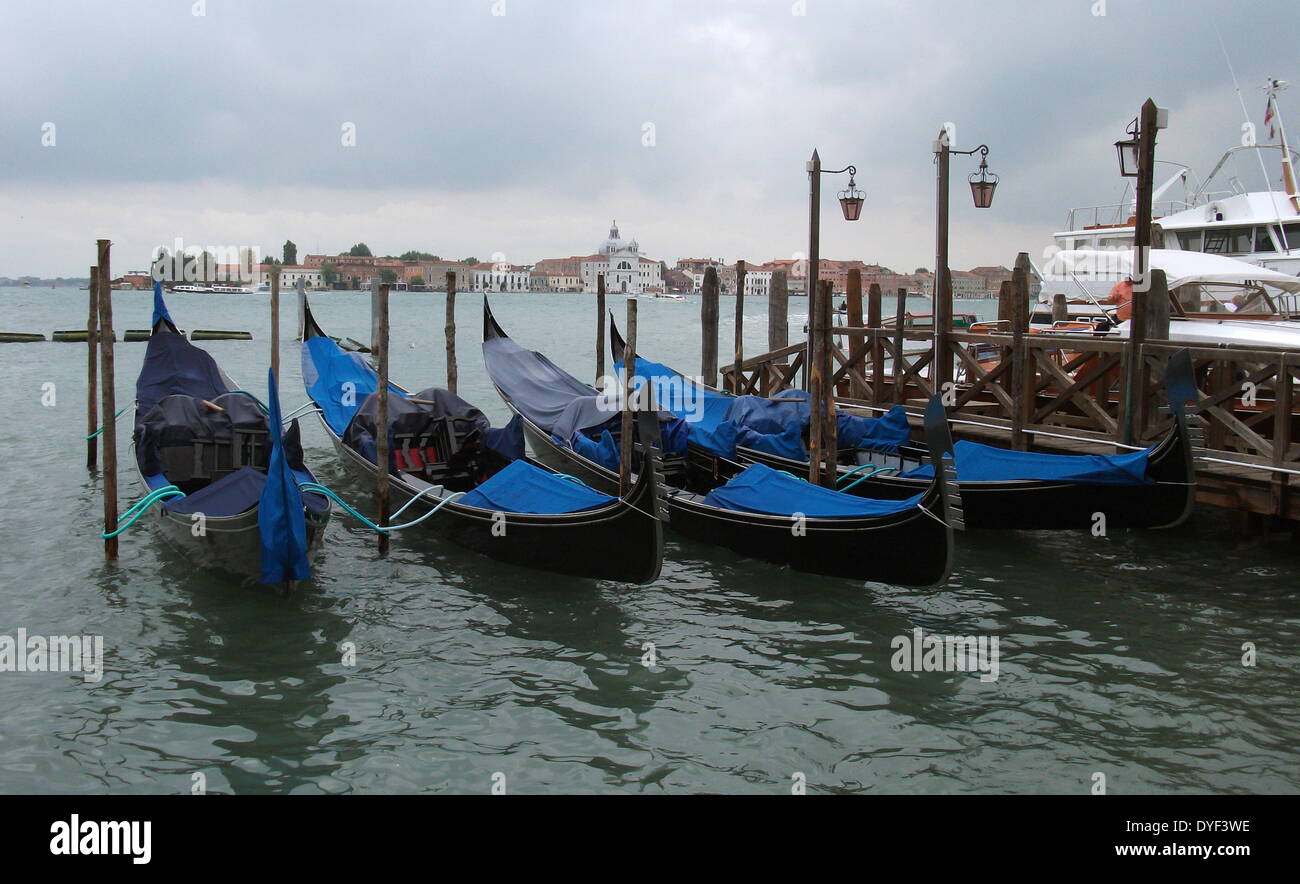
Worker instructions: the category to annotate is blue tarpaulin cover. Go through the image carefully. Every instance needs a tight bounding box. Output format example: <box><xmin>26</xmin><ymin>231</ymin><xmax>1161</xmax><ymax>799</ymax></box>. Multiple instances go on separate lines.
<box><xmin>458</xmin><ymin>460</ymin><xmax>616</xmax><ymax>514</ymax></box>
<box><xmin>627</xmin><ymin>358</ymin><xmax>910</xmax><ymax>456</ymax></box>
<box><xmin>259</xmin><ymin>369</ymin><xmax>311</xmax><ymax>584</ymax></box>
<box><xmin>135</xmin><ymin>328</ymin><xmax>230</xmax><ymax>414</ymax></box>
<box><xmin>902</xmin><ymin>440</ymin><xmax>1152</xmax><ymax>484</ymax></box>
<box><xmin>702</xmin><ymin>463</ymin><xmax>923</xmax><ymax>518</ymax></box>
<box><xmin>151</xmin><ymin>281</ymin><xmax>174</xmax><ymax>328</ymax></box>
<box><xmin>162</xmin><ymin>466</ymin><xmax>266</xmax><ymax>517</ymax></box>
<box><xmin>302</xmin><ymin>334</ymin><xmax>404</xmax><ymax>435</ymax></box>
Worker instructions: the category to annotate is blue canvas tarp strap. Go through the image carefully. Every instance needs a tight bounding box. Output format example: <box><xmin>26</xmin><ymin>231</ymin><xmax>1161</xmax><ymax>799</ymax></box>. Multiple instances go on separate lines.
<box><xmin>458</xmin><ymin>460</ymin><xmax>616</xmax><ymax>514</ymax></box>
<box><xmin>258</xmin><ymin>369</ymin><xmax>311</xmax><ymax>584</ymax></box>
<box><xmin>702</xmin><ymin>463</ymin><xmax>923</xmax><ymax>518</ymax></box>
<box><xmin>902</xmin><ymin>440</ymin><xmax>1153</xmax><ymax>484</ymax></box>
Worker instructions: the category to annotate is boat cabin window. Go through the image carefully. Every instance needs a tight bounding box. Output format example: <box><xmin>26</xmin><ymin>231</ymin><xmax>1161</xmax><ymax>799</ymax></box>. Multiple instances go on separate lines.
<box><xmin>1254</xmin><ymin>226</ymin><xmax>1277</xmax><ymax>253</ymax></box>
<box><xmin>1203</xmin><ymin>227</ymin><xmax>1253</xmax><ymax>254</ymax></box>
<box><xmin>1177</xmin><ymin>230</ymin><xmax>1202</xmax><ymax>251</ymax></box>
<box><xmin>1281</xmin><ymin>223</ymin><xmax>1300</xmax><ymax>252</ymax></box>
<box><xmin>1029</xmin><ymin>312</ymin><xmax>1053</xmax><ymax>325</ymax></box>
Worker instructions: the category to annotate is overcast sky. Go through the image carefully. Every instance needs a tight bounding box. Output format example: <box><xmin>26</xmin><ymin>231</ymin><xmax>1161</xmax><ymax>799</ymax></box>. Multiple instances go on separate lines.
<box><xmin>2</xmin><ymin>0</ymin><xmax>1295</xmax><ymax>277</ymax></box>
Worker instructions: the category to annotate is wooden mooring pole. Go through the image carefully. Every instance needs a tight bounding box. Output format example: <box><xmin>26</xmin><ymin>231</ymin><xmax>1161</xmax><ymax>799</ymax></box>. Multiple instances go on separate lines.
<box><xmin>701</xmin><ymin>266</ymin><xmax>719</xmax><ymax>388</ymax></box>
<box><xmin>819</xmin><ymin>280</ymin><xmax>838</xmax><ymax>487</ymax></box>
<box><xmin>732</xmin><ymin>260</ymin><xmax>746</xmax><ymax>394</ymax></box>
<box><xmin>807</xmin><ymin>278</ymin><xmax>824</xmax><ymax>484</ymax></box>
<box><xmin>295</xmin><ymin>278</ymin><xmax>306</xmax><ymax>342</ymax></box>
<box><xmin>270</xmin><ymin>265</ymin><xmax>281</xmax><ymax>387</ymax></box>
<box><xmin>619</xmin><ymin>298</ymin><xmax>638</xmax><ymax>495</ymax></box>
<box><xmin>1010</xmin><ymin>254</ymin><xmax>1033</xmax><ymax>451</ymax></box>
<box><xmin>375</xmin><ymin>283</ymin><xmax>391</xmax><ymax>556</ymax></box>
<box><xmin>892</xmin><ymin>287</ymin><xmax>907</xmax><ymax>401</ymax></box>
<box><xmin>867</xmin><ymin>281</ymin><xmax>883</xmax><ymax>403</ymax></box>
<box><xmin>768</xmin><ymin>269</ymin><xmax>789</xmax><ymax>355</ymax></box>
<box><xmin>96</xmin><ymin>240</ymin><xmax>118</xmax><ymax>560</ymax></box>
<box><xmin>844</xmin><ymin>269</ymin><xmax>863</xmax><ymax>399</ymax></box>
<box><xmin>445</xmin><ymin>271</ymin><xmax>458</xmax><ymax>394</ymax></box>
<box><xmin>595</xmin><ymin>273</ymin><xmax>606</xmax><ymax>386</ymax></box>
<box><xmin>86</xmin><ymin>265</ymin><xmax>99</xmax><ymax>470</ymax></box>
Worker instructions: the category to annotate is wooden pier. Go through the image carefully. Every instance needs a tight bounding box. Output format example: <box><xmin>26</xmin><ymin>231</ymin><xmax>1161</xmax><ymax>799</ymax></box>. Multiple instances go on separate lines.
<box><xmin>720</xmin><ymin>254</ymin><xmax>1300</xmax><ymax>527</ymax></box>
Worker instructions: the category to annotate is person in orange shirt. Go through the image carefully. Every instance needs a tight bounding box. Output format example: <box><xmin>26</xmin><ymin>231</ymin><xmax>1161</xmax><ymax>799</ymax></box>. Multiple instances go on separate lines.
<box><xmin>1104</xmin><ymin>277</ymin><xmax>1134</xmax><ymax>323</ymax></box>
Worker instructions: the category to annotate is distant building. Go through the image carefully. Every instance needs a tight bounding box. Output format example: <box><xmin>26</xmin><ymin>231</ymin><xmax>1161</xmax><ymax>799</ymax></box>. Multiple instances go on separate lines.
<box><xmin>472</xmin><ymin>261</ymin><xmax>531</xmax><ymax>293</ymax></box>
<box><xmin>577</xmin><ymin>222</ymin><xmax>663</xmax><ymax>294</ymax></box>
<box><xmin>260</xmin><ymin>265</ymin><xmax>322</xmax><ymax>288</ymax></box>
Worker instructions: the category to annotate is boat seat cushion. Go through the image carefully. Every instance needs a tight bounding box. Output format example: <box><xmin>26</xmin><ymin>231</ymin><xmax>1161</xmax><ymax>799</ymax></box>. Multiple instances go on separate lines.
<box><xmin>458</xmin><ymin>460</ymin><xmax>616</xmax><ymax>514</ymax></box>
<box><xmin>901</xmin><ymin>440</ymin><xmax>1153</xmax><ymax>484</ymax></box>
<box><xmin>702</xmin><ymin>463</ymin><xmax>923</xmax><ymax>518</ymax></box>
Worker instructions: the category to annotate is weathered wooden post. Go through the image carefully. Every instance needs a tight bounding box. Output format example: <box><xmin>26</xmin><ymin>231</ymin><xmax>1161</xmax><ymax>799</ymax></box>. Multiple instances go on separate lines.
<box><xmin>445</xmin><ymin>270</ymin><xmax>458</xmax><ymax>395</ymax></box>
<box><xmin>807</xmin><ymin>278</ymin><xmax>825</xmax><ymax>483</ymax></box>
<box><xmin>845</xmin><ymin>270</ymin><xmax>865</xmax><ymax>399</ymax></box>
<box><xmin>369</xmin><ymin>279</ymin><xmax>381</xmax><ymax>353</ymax></box>
<box><xmin>86</xmin><ymin>265</ymin><xmax>99</xmax><ymax>470</ymax></box>
<box><xmin>867</xmin><ymin>282</ymin><xmax>884</xmax><ymax>404</ymax></box>
<box><xmin>768</xmin><ymin>269</ymin><xmax>789</xmax><ymax>354</ymax></box>
<box><xmin>1122</xmin><ymin>98</ymin><xmax>1161</xmax><ymax>446</ymax></box>
<box><xmin>1134</xmin><ymin>268</ymin><xmax>1170</xmax><ymax>439</ymax></box>
<box><xmin>732</xmin><ymin>260</ymin><xmax>746</xmax><ymax>394</ymax></box>
<box><xmin>701</xmin><ymin>266</ymin><xmax>719</xmax><ymax>388</ymax></box>
<box><xmin>595</xmin><ymin>273</ymin><xmax>606</xmax><ymax>386</ymax></box>
<box><xmin>1051</xmin><ymin>293</ymin><xmax>1068</xmax><ymax>323</ymax></box>
<box><xmin>1010</xmin><ymin>253</ymin><xmax>1034</xmax><ymax>450</ymax></box>
<box><xmin>892</xmin><ymin>287</ymin><xmax>907</xmax><ymax>402</ymax></box>
<box><xmin>934</xmin><ymin>269</ymin><xmax>953</xmax><ymax>395</ymax></box>
<box><xmin>295</xmin><ymin>277</ymin><xmax>306</xmax><ymax>341</ymax></box>
<box><xmin>819</xmin><ymin>280</ymin><xmax>838</xmax><ymax>487</ymax></box>
<box><xmin>997</xmin><ymin>279</ymin><xmax>1014</xmax><ymax>323</ymax></box>
<box><xmin>619</xmin><ymin>299</ymin><xmax>638</xmax><ymax>495</ymax></box>
<box><xmin>96</xmin><ymin>240</ymin><xmax>118</xmax><ymax>560</ymax></box>
<box><xmin>375</xmin><ymin>283</ymin><xmax>391</xmax><ymax>556</ymax></box>
<box><xmin>270</xmin><ymin>265</ymin><xmax>281</xmax><ymax>387</ymax></box>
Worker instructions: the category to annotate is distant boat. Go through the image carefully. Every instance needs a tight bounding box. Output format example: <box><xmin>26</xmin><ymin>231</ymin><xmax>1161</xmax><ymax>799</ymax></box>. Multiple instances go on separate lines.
<box><xmin>173</xmin><ymin>285</ymin><xmax>213</xmax><ymax>294</ymax></box>
<box><xmin>655</xmin><ymin>293</ymin><xmax>687</xmax><ymax>301</ymax></box>
<box><xmin>211</xmin><ymin>285</ymin><xmax>253</xmax><ymax>294</ymax></box>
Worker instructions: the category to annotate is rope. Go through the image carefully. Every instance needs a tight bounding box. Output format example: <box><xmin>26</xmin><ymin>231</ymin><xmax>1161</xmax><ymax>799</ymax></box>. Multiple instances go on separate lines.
<box><xmin>86</xmin><ymin>407</ymin><xmax>130</xmax><ymax>440</ymax></box>
<box><xmin>101</xmin><ymin>485</ymin><xmax>186</xmax><ymax>538</ymax></box>
<box><xmin>297</xmin><ymin>481</ymin><xmax>465</xmax><ymax>534</ymax></box>
<box><xmin>281</xmin><ymin>401</ymin><xmax>320</xmax><ymax>423</ymax></box>
<box><xmin>839</xmin><ymin>465</ymin><xmax>899</xmax><ymax>493</ymax></box>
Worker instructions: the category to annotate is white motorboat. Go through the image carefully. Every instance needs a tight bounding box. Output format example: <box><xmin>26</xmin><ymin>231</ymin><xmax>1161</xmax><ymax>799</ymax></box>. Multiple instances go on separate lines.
<box><xmin>1054</xmin><ymin>78</ymin><xmax>1300</xmax><ymax>278</ymax></box>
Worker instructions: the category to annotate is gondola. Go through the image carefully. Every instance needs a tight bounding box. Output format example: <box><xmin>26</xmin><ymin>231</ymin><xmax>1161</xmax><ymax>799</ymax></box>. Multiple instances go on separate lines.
<box><xmin>610</xmin><ymin>319</ymin><xmax>1197</xmax><ymax>531</ymax></box>
<box><xmin>301</xmin><ymin>297</ymin><xmax>664</xmax><ymax>584</ymax></box>
<box><xmin>483</xmin><ymin>299</ymin><xmax>957</xmax><ymax>586</ymax></box>
<box><xmin>130</xmin><ymin>284</ymin><xmax>331</xmax><ymax>588</ymax></box>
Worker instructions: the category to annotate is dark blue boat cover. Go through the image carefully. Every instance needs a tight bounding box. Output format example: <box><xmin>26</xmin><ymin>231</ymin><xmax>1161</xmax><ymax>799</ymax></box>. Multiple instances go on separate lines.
<box><xmin>902</xmin><ymin>440</ymin><xmax>1152</xmax><ymax>484</ymax></box>
<box><xmin>163</xmin><ymin>466</ymin><xmax>266</xmax><ymax>517</ymax></box>
<box><xmin>152</xmin><ymin>281</ymin><xmax>175</xmax><ymax>329</ymax></box>
<box><xmin>458</xmin><ymin>460</ymin><xmax>615</xmax><ymax>514</ymax></box>
<box><xmin>136</xmin><ymin>329</ymin><xmax>230</xmax><ymax>414</ymax></box>
<box><xmin>702</xmin><ymin>463</ymin><xmax>923</xmax><ymax>518</ymax></box>
<box><xmin>259</xmin><ymin>369</ymin><xmax>311</xmax><ymax>584</ymax></box>
<box><xmin>560</xmin><ymin>428</ymin><xmax>621</xmax><ymax>471</ymax></box>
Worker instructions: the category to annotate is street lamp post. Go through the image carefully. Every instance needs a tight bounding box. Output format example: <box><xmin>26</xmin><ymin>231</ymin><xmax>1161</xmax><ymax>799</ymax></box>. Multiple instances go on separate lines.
<box><xmin>933</xmin><ymin>131</ymin><xmax>998</xmax><ymax>393</ymax></box>
<box><xmin>805</xmin><ymin>149</ymin><xmax>863</xmax><ymax>486</ymax></box>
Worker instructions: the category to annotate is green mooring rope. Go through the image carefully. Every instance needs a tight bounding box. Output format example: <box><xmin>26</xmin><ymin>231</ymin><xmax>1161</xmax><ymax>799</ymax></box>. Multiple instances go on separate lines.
<box><xmin>101</xmin><ymin>485</ymin><xmax>186</xmax><ymax>538</ymax></box>
<box><xmin>297</xmin><ymin>481</ymin><xmax>465</xmax><ymax>534</ymax></box>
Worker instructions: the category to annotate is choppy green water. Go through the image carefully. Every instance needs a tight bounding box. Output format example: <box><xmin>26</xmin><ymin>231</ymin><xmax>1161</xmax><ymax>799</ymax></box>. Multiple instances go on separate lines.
<box><xmin>0</xmin><ymin>286</ymin><xmax>1296</xmax><ymax>794</ymax></box>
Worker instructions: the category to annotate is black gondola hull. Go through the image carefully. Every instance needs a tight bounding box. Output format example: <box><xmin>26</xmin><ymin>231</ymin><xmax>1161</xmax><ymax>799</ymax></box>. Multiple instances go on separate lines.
<box><xmin>511</xmin><ymin>386</ymin><xmax>952</xmax><ymax>586</ymax></box>
<box><xmin>321</xmin><ymin>424</ymin><xmax>663</xmax><ymax>584</ymax></box>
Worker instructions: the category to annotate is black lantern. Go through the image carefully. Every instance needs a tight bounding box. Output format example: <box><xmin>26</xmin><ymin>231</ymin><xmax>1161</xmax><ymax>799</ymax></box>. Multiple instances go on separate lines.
<box><xmin>967</xmin><ymin>151</ymin><xmax>998</xmax><ymax>209</ymax></box>
<box><xmin>1115</xmin><ymin>118</ymin><xmax>1139</xmax><ymax>177</ymax></box>
<box><xmin>838</xmin><ymin>168</ymin><xmax>864</xmax><ymax>221</ymax></box>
